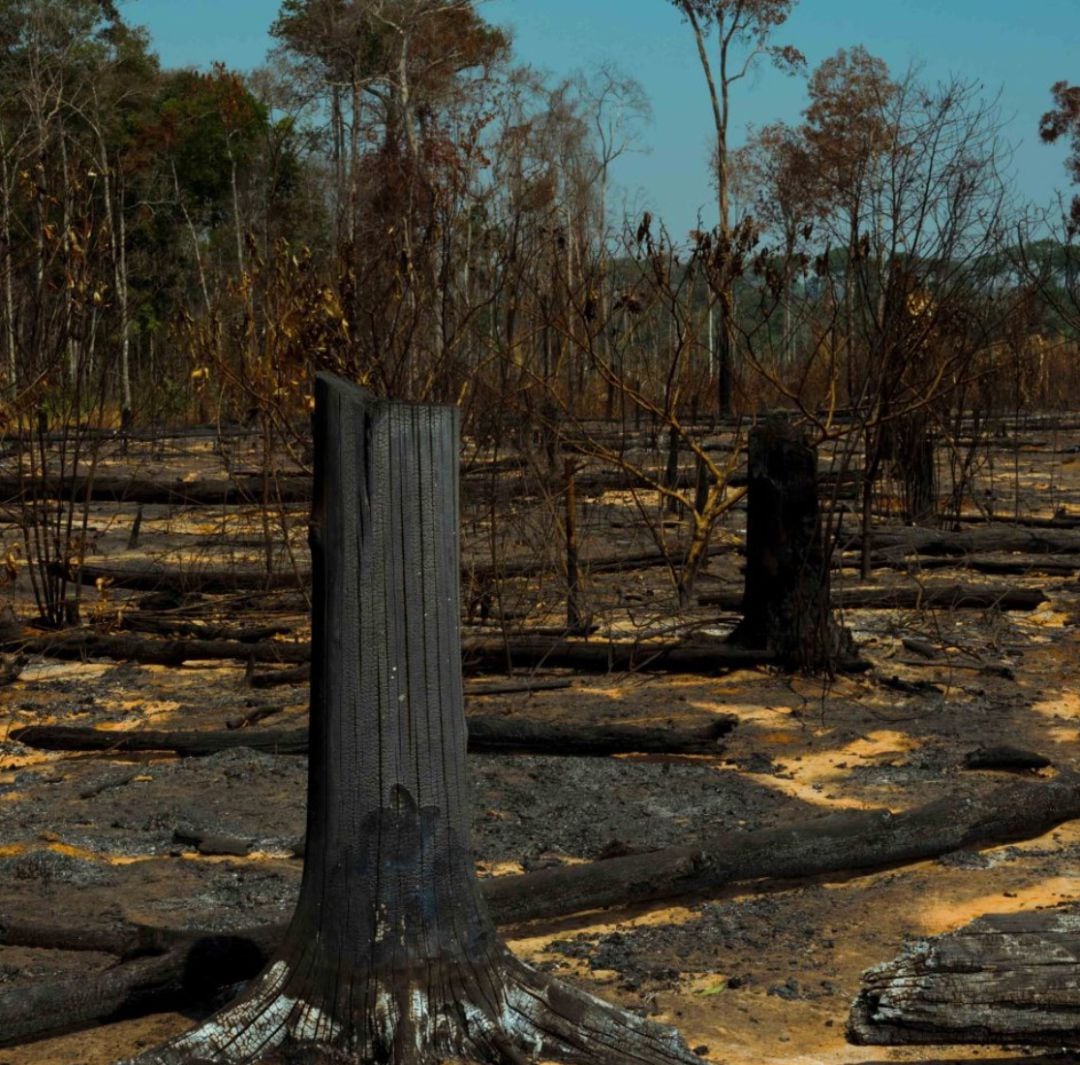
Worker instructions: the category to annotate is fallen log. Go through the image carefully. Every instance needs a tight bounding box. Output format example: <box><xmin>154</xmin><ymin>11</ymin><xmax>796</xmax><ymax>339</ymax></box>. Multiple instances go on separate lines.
<box><xmin>0</xmin><ymin>423</ymin><xmax>267</xmax><ymax>445</ymax></box>
<box><xmin>835</xmin><ymin>584</ymin><xmax>1047</xmax><ymax>611</ymax></box>
<box><xmin>248</xmin><ymin>663</ymin><xmax>310</xmax><ymax>688</ymax></box>
<box><xmin>2</xmin><ymin>467</ymin><xmax>722</xmax><ymax>510</ymax></box>
<box><xmin>58</xmin><ymin>561</ymin><xmax>308</xmax><ymax>594</ymax></box>
<box><xmin>5</xmin><ymin>626</ymin><xmax>868</xmax><ymax>674</ymax></box>
<box><xmin>60</xmin><ymin>543</ymin><xmax>738</xmax><ymax>598</ymax></box>
<box><xmin>467</xmin><ymin>679</ymin><xmax>574</xmax><ymax>696</ymax></box>
<box><xmin>0</xmin><ymin>472</ymin><xmax>312</xmax><ymax>506</ymax></box>
<box><xmin>224</xmin><ymin>705</ymin><xmax>285</xmax><ymax>730</ymax></box>
<box><xmin>468</xmin><ymin>542</ymin><xmax>733</xmax><ymax>584</ymax></box>
<box><xmin>173</xmin><ymin>827</ymin><xmax>253</xmax><ymax>857</ymax></box>
<box><xmin>0</xmin><ymin>930</ymin><xmax>275</xmax><ymax>1048</ymax></box>
<box><xmin>846</xmin><ymin>552</ymin><xmax>1079</xmax><ymax>577</ymax></box>
<box><xmin>701</xmin><ymin>582</ymin><xmax>1048</xmax><ymax>612</ymax></box>
<box><xmin>0</xmin><ymin>951</ymin><xmax>187</xmax><ymax>1047</ymax></box>
<box><xmin>119</xmin><ymin>614</ymin><xmax>295</xmax><ymax>642</ymax></box>
<box><xmin>848</xmin><ymin>524</ymin><xmax>1080</xmax><ymax>557</ymax></box>
<box><xmin>5</xmin><ymin>776</ymin><xmax>1079</xmax><ymax>1048</ymax></box>
<box><xmin>470</xmin><ymin>714</ymin><xmax>735</xmax><ymax>754</ymax></box>
<box><xmin>10</xmin><ymin>714</ymin><xmax>736</xmax><ymax>758</ymax></box>
<box><xmin>849</xmin><ymin>907</ymin><xmax>1080</xmax><ymax>1047</ymax></box>
<box><xmin>880</xmin><ymin>675</ymin><xmax>943</xmax><ymax>697</ymax></box>
<box><xmin>484</xmin><ymin>774</ymin><xmax>1080</xmax><ymax>924</ymax></box>
<box><xmin>10</xmin><ymin>724</ymin><xmax>311</xmax><ymax>756</ymax></box>
<box><xmin>956</xmin><ymin>512</ymin><xmax>1080</xmax><ymax>529</ymax></box>
<box><xmin>898</xmin><ymin>658</ymin><xmax>1016</xmax><ymax>680</ymax></box>
<box><xmin>1</xmin><ymin>631</ymin><xmax>310</xmax><ymax>667</ymax></box>
<box><xmin>461</xmin><ymin>635</ymin><xmax>869</xmax><ymax>674</ymax></box>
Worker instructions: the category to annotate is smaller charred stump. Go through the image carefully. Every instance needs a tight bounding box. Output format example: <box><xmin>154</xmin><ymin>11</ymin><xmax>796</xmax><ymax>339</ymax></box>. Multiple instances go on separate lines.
<box><xmin>893</xmin><ymin>416</ymin><xmax>937</xmax><ymax>525</ymax></box>
<box><xmin>119</xmin><ymin>374</ymin><xmax>701</xmax><ymax>1065</ymax></box>
<box><xmin>727</xmin><ymin>416</ymin><xmax>853</xmax><ymax>671</ymax></box>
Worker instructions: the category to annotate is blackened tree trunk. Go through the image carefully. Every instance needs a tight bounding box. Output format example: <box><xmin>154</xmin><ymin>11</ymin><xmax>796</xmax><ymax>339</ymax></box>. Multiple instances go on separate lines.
<box><xmin>121</xmin><ymin>373</ymin><xmax>701</xmax><ymax>1064</ymax></box>
<box><xmin>564</xmin><ymin>459</ymin><xmax>589</xmax><ymax>635</ymax></box>
<box><xmin>727</xmin><ymin>415</ymin><xmax>853</xmax><ymax>672</ymax></box>
<box><xmin>894</xmin><ymin>418</ymin><xmax>937</xmax><ymax>524</ymax></box>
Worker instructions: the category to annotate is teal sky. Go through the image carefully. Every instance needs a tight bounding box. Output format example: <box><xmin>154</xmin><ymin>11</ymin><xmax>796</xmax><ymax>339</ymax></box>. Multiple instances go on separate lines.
<box><xmin>121</xmin><ymin>0</ymin><xmax>1077</xmax><ymax>239</ymax></box>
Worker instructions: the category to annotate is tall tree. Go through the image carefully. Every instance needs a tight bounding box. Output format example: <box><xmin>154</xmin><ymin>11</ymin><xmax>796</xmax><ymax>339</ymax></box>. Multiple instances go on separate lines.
<box><xmin>1040</xmin><ymin>80</ymin><xmax>1080</xmax><ymax>230</ymax></box>
<box><xmin>0</xmin><ymin>0</ymin><xmax>160</xmax><ymax>622</ymax></box>
<box><xmin>802</xmin><ymin>57</ymin><xmax>1008</xmax><ymax>548</ymax></box>
<box><xmin>270</xmin><ymin>0</ymin><xmax>508</xmax><ymax>397</ymax></box>
<box><xmin>667</xmin><ymin>0</ymin><xmax>803</xmax><ymax>413</ymax></box>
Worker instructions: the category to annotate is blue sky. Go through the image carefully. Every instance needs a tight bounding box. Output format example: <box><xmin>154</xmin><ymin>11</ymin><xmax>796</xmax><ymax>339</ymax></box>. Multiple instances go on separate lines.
<box><xmin>122</xmin><ymin>0</ymin><xmax>1077</xmax><ymax>238</ymax></box>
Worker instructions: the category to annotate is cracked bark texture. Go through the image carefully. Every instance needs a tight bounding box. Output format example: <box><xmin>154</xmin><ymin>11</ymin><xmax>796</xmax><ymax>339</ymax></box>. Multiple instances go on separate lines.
<box><xmin>119</xmin><ymin>373</ymin><xmax>702</xmax><ymax>1065</ymax></box>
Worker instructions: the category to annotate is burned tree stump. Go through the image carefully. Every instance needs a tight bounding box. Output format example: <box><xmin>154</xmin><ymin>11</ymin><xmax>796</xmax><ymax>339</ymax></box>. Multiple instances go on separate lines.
<box><xmin>727</xmin><ymin>416</ymin><xmax>853</xmax><ymax>671</ymax></box>
<box><xmin>120</xmin><ymin>373</ymin><xmax>701</xmax><ymax>1064</ymax></box>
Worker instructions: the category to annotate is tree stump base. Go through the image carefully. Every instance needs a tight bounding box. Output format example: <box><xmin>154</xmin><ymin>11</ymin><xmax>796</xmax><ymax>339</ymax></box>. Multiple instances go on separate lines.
<box><xmin>132</xmin><ymin>944</ymin><xmax>695</xmax><ymax>1063</ymax></box>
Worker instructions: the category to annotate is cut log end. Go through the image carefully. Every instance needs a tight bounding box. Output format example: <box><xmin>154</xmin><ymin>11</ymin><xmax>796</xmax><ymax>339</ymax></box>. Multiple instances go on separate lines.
<box><xmin>848</xmin><ymin>908</ymin><xmax>1080</xmax><ymax>1048</ymax></box>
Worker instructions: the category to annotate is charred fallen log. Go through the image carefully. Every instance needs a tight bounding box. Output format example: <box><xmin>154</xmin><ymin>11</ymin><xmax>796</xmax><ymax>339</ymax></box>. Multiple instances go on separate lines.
<box><xmin>842</xmin><ymin>552</ymin><xmax>1079</xmax><ymax>577</ymax></box>
<box><xmin>0</xmin><ymin>951</ymin><xmax>194</xmax><ymax>1047</ymax></box>
<box><xmin>10</xmin><ymin>724</ymin><xmax>311</xmax><ymax>756</ymax></box>
<box><xmin>5</xmin><ymin>776</ymin><xmax>1080</xmax><ymax>1049</ymax></box>
<box><xmin>119</xmin><ymin>614</ymin><xmax>294</xmax><ymax>642</ymax></box>
<box><xmin>247</xmin><ymin>663</ymin><xmax>310</xmax><ymax>688</ymax></box>
<box><xmin>0</xmin><ymin>473</ymin><xmax>311</xmax><ymax>506</ymax></box>
<box><xmin>1</xmin><ymin>631</ymin><xmax>310</xmax><ymax>666</ymax></box>
<box><xmin>3</xmin><ymin>626</ymin><xmax>869</xmax><ymax>673</ymax></box>
<box><xmin>462</xmin><ymin>634</ymin><xmax>787</xmax><ymax>673</ymax></box>
<box><xmin>848</xmin><ymin>524</ymin><xmax>1080</xmax><ymax>556</ymax></box>
<box><xmin>11</xmin><ymin>713</ymin><xmax>736</xmax><ymax>758</ymax></box>
<box><xmin>58</xmin><ymin>542</ymin><xmax>736</xmax><ymax>597</ymax></box>
<box><xmin>56</xmin><ymin>561</ymin><xmax>307</xmax><ymax>594</ymax></box>
<box><xmin>849</xmin><ymin>907</ymin><xmax>1080</xmax><ymax>1047</ymax></box>
<box><xmin>701</xmin><ymin>582</ymin><xmax>1048</xmax><ymax>612</ymax></box>
<box><xmin>0</xmin><ymin>927</ymin><xmax>277</xmax><ymax>1048</ymax></box>
<box><xmin>484</xmin><ymin>774</ymin><xmax>1080</xmax><ymax>924</ymax></box>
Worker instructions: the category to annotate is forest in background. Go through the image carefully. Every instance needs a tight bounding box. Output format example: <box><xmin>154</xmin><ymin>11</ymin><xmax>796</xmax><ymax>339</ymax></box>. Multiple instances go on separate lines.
<box><xmin>9</xmin><ymin>6</ymin><xmax>1080</xmax><ymax>1059</ymax></box>
<box><xmin>4</xmin><ymin>0</ymin><xmax>1080</xmax><ymax>631</ymax></box>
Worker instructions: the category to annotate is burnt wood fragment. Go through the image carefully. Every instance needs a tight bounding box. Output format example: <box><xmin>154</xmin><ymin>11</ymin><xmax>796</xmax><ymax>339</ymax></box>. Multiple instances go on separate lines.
<box><xmin>849</xmin><ymin>908</ymin><xmax>1080</xmax><ymax>1047</ymax></box>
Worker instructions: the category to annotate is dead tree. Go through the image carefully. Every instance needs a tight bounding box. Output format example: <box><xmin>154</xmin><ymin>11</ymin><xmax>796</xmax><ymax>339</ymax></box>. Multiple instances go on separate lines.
<box><xmin>120</xmin><ymin>373</ymin><xmax>701</xmax><ymax>1064</ymax></box>
<box><xmin>727</xmin><ymin>416</ymin><xmax>853</xmax><ymax>671</ymax></box>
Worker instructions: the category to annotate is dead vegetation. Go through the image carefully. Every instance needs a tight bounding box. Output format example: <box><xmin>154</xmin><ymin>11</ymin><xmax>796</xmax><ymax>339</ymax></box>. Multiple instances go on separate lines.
<box><xmin>3</xmin><ymin>416</ymin><xmax>1080</xmax><ymax>1062</ymax></box>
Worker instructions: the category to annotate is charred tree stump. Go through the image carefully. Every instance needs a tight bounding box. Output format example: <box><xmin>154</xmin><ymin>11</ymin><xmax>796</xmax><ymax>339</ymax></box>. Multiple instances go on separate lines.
<box><xmin>897</xmin><ymin>426</ymin><xmax>937</xmax><ymax>525</ymax></box>
<box><xmin>120</xmin><ymin>374</ymin><xmax>701</xmax><ymax>1065</ymax></box>
<box><xmin>563</xmin><ymin>460</ymin><xmax>590</xmax><ymax>635</ymax></box>
<box><xmin>727</xmin><ymin>416</ymin><xmax>853</xmax><ymax>671</ymax></box>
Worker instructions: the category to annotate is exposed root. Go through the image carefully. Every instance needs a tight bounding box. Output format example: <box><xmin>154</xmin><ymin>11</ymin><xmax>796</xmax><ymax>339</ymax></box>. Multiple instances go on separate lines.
<box><xmin>118</xmin><ymin>953</ymin><xmax>702</xmax><ymax>1065</ymax></box>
